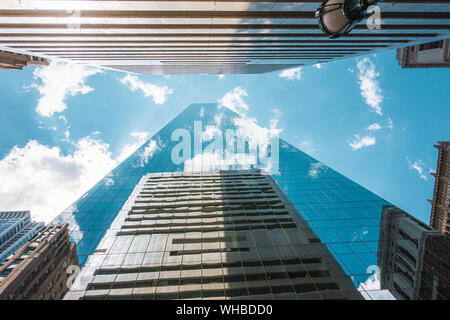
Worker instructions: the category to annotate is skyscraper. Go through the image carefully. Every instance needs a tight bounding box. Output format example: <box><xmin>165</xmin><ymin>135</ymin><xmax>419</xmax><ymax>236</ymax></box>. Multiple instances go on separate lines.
<box><xmin>0</xmin><ymin>1</ymin><xmax>449</xmax><ymax>74</ymax></box>
<box><xmin>396</xmin><ymin>39</ymin><xmax>450</xmax><ymax>68</ymax></box>
<box><xmin>0</xmin><ymin>49</ymin><xmax>48</xmax><ymax>70</ymax></box>
<box><xmin>65</xmin><ymin>170</ymin><xmax>363</xmax><ymax>300</ymax></box>
<box><xmin>0</xmin><ymin>211</ymin><xmax>44</xmax><ymax>263</ymax></box>
<box><xmin>0</xmin><ymin>223</ymin><xmax>79</xmax><ymax>300</ymax></box>
<box><xmin>378</xmin><ymin>206</ymin><xmax>449</xmax><ymax>300</ymax></box>
<box><xmin>429</xmin><ymin>141</ymin><xmax>450</xmax><ymax>236</ymax></box>
<box><xmin>53</xmin><ymin>103</ymin><xmax>450</xmax><ymax>300</ymax></box>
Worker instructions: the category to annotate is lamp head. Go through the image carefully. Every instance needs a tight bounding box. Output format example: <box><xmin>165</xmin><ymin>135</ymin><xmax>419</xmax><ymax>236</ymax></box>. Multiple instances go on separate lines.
<box><xmin>315</xmin><ymin>0</ymin><xmax>372</xmax><ymax>39</ymax></box>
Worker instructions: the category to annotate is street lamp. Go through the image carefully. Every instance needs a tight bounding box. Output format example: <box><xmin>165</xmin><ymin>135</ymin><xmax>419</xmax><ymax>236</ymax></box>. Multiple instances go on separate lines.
<box><xmin>315</xmin><ymin>0</ymin><xmax>383</xmax><ymax>39</ymax></box>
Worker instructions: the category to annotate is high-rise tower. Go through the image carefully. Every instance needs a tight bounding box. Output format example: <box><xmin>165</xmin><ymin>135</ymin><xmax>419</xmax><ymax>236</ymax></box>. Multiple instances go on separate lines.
<box><xmin>0</xmin><ymin>211</ymin><xmax>44</xmax><ymax>263</ymax></box>
<box><xmin>378</xmin><ymin>206</ymin><xmax>449</xmax><ymax>300</ymax></box>
<box><xmin>397</xmin><ymin>39</ymin><xmax>450</xmax><ymax>68</ymax></box>
<box><xmin>0</xmin><ymin>1</ymin><xmax>449</xmax><ymax>74</ymax></box>
<box><xmin>429</xmin><ymin>141</ymin><xmax>450</xmax><ymax>236</ymax></box>
<box><xmin>54</xmin><ymin>103</ymin><xmax>449</xmax><ymax>299</ymax></box>
<box><xmin>0</xmin><ymin>49</ymin><xmax>48</xmax><ymax>70</ymax></box>
<box><xmin>0</xmin><ymin>223</ymin><xmax>79</xmax><ymax>300</ymax></box>
<box><xmin>65</xmin><ymin>170</ymin><xmax>363</xmax><ymax>300</ymax></box>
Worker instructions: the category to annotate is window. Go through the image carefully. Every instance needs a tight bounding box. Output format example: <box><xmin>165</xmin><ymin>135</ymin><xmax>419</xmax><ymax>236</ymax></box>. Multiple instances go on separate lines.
<box><xmin>419</xmin><ymin>40</ymin><xmax>444</xmax><ymax>51</ymax></box>
<box><xmin>398</xmin><ymin>246</ymin><xmax>416</xmax><ymax>267</ymax></box>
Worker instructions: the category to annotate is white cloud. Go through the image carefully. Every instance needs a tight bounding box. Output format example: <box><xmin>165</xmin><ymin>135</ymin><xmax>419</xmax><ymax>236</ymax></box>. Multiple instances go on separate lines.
<box><xmin>130</xmin><ymin>131</ymin><xmax>150</xmax><ymax>142</ymax></box>
<box><xmin>356</xmin><ymin>57</ymin><xmax>383</xmax><ymax>116</ymax></box>
<box><xmin>120</xmin><ymin>74</ymin><xmax>173</xmax><ymax>104</ymax></box>
<box><xmin>214</xmin><ymin>113</ymin><xmax>223</xmax><ymax>127</ymax></box>
<box><xmin>349</xmin><ymin>134</ymin><xmax>376</xmax><ymax>150</ymax></box>
<box><xmin>137</xmin><ymin>139</ymin><xmax>162</xmax><ymax>167</ymax></box>
<box><xmin>59</xmin><ymin>115</ymin><xmax>68</xmax><ymax>124</ymax></box>
<box><xmin>279</xmin><ymin>67</ymin><xmax>302</xmax><ymax>80</ymax></box>
<box><xmin>219</xmin><ymin>87</ymin><xmax>249</xmax><ymax>115</ymax></box>
<box><xmin>353</xmin><ymin>119</ymin><xmax>392</xmax><ymax>148</ymax></box>
<box><xmin>365</xmin><ymin>122</ymin><xmax>382</xmax><ymax>132</ymax></box>
<box><xmin>0</xmin><ymin>129</ymin><xmax>165</xmax><ymax>224</ymax></box>
<box><xmin>0</xmin><ymin>136</ymin><xmax>118</xmax><ymax>223</ymax></box>
<box><xmin>104</xmin><ymin>174</ymin><xmax>115</xmax><ymax>187</ymax></box>
<box><xmin>63</xmin><ymin>129</ymin><xmax>70</xmax><ymax>142</ymax></box>
<box><xmin>308</xmin><ymin>162</ymin><xmax>327</xmax><ymax>179</ymax></box>
<box><xmin>299</xmin><ymin>140</ymin><xmax>316</xmax><ymax>154</ymax></box>
<box><xmin>407</xmin><ymin>158</ymin><xmax>429</xmax><ymax>181</ymax></box>
<box><xmin>208</xmin><ymin>93</ymin><xmax>282</xmax><ymax>171</ymax></box>
<box><xmin>358</xmin><ymin>274</ymin><xmax>396</xmax><ymax>300</ymax></box>
<box><xmin>270</xmin><ymin>108</ymin><xmax>282</xmax><ymax>129</ymax></box>
<box><xmin>233</xmin><ymin>113</ymin><xmax>281</xmax><ymax>159</ymax></box>
<box><xmin>28</xmin><ymin>61</ymin><xmax>102</xmax><ymax>117</ymax></box>
<box><xmin>184</xmin><ymin>152</ymin><xmax>257</xmax><ymax>173</ymax></box>
<box><xmin>367</xmin><ymin>119</ymin><xmax>393</xmax><ymax>132</ymax></box>
<box><xmin>202</xmin><ymin>125</ymin><xmax>222</xmax><ymax>141</ymax></box>
<box><xmin>117</xmin><ymin>131</ymin><xmax>150</xmax><ymax>163</ymax></box>
<box><xmin>387</xmin><ymin>117</ymin><xmax>394</xmax><ymax>130</ymax></box>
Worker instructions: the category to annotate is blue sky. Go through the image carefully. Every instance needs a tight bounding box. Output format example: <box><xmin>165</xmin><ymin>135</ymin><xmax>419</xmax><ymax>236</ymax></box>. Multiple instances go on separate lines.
<box><xmin>0</xmin><ymin>49</ymin><xmax>448</xmax><ymax>224</ymax></box>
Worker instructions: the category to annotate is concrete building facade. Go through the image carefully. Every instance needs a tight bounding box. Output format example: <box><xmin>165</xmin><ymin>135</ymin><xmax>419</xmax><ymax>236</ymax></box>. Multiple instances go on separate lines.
<box><xmin>397</xmin><ymin>39</ymin><xmax>450</xmax><ymax>68</ymax></box>
<box><xmin>0</xmin><ymin>49</ymin><xmax>48</xmax><ymax>70</ymax></box>
<box><xmin>0</xmin><ymin>223</ymin><xmax>79</xmax><ymax>300</ymax></box>
<box><xmin>378</xmin><ymin>206</ymin><xmax>449</xmax><ymax>300</ymax></box>
<box><xmin>0</xmin><ymin>0</ymin><xmax>449</xmax><ymax>74</ymax></box>
<box><xmin>429</xmin><ymin>141</ymin><xmax>450</xmax><ymax>236</ymax></box>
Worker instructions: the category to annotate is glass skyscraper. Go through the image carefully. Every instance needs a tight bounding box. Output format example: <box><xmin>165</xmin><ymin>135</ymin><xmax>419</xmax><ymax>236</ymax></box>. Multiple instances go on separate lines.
<box><xmin>0</xmin><ymin>211</ymin><xmax>44</xmax><ymax>263</ymax></box>
<box><xmin>57</xmin><ymin>103</ymin><xmax>449</xmax><ymax>300</ymax></box>
<box><xmin>65</xmin><ymin>170</ymin><xmax>364</xmax><ymax>300</ymax></box>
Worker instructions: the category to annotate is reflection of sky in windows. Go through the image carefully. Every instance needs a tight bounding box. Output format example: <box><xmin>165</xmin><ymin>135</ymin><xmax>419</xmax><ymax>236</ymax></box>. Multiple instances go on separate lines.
<box><xmin>53</xmin><ymin>103</ymin><xmax>393</xmax><ymax>298</ymax></box>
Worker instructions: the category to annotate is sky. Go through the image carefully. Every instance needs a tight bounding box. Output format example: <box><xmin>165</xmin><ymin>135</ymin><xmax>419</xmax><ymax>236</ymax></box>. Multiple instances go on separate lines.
<box><xmin>0</xmin><ymin>49</ymin><xmax>449</xmax><ymax>224</ymax></box>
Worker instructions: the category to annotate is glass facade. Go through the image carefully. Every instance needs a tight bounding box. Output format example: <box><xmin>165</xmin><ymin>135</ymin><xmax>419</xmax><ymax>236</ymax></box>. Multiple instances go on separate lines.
<box><xmin>0</xmin><ymin>211</ymin><xmax>44</xmax><ymax>264</ymax></box>
<box><xmin>65</xmin><ymin>170</ymin><xmax>364</xmax><ymax>300</ymax></box>
<box><xmin>55</xmin><ymin>103</ymin><xmax>450</xmax><ymax>300</ymax></box>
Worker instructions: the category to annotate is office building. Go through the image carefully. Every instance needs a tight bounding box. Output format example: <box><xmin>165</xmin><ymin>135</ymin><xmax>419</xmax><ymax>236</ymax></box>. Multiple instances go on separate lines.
<box><xmin>0</xmin><ymin>1</ymin><xmax>449</xmax><ymax>74</ymax></box>
<box><xmin>0</xmin><ymin>223</ymin><xmax>79</xmax><ymax>300</ymax></box>
<box><xmin>396</xmin><ymin>39</ymin><xmax>450</xmax><ymax>68</ymax></box>
<box><xmin>429</xmin><ymin>141</ymin><xmax>450</xmax><ymax>236</ymax></box>
<box><xmin>65</xmin><ymin>170</ymin><xmax>363</xmax><ymax>300</ymax></box>
<box><xmin>50</xmin><ymin>103</ymin><xmax>449</xmax><ymax>299</ymax></box>
<box><xmin>378</xmin><ymin>206</ymin><xmax>449</xmax><ymax>300</ymax></box>
<box><xmin>0</xmin><ymin>49</ymin><xmax>48</xmax><ymax>70</ymax></box>
<box><xmin>0</xmin><ymin>211</ymin><xmax>44</xmax><ymax>263</ymax></box>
